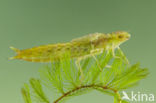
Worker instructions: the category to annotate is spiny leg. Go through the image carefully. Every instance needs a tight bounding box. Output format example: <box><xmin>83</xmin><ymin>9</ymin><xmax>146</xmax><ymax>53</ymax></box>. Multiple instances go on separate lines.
<box><xmin>75</xmin><ymin>58</ymin><xmax>84</xmax><ymax>82</ymax></box>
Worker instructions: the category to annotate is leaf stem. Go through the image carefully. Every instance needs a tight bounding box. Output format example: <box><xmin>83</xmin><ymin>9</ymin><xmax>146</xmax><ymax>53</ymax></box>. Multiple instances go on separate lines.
<box><xmin>54</xmin><ymin>84</ymin><xmax>121</xmax><ymax>103</ymax></box>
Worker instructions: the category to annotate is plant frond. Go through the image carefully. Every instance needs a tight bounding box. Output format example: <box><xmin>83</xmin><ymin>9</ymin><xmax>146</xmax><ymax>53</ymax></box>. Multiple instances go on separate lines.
<box><xmin>29</xmin><ymin>78</ymin><xmax>49</xmax><ymax>103</ymax></box>
<box><xmin>21</xmin><ymin>49</ymin><xmax>149</xmax><ymax>103</ymax></box>
<box><xmin>21</xmin><ymin>84</ymin><xmax>32</xmax><ymax>103</ymax></box>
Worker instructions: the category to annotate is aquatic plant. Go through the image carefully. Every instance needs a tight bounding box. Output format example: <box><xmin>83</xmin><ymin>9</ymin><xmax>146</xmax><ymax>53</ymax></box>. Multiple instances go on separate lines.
<box><xmin>21</xmin><ymin>49</ymin><xmax>148</xmax><ymax>103</ymax></box>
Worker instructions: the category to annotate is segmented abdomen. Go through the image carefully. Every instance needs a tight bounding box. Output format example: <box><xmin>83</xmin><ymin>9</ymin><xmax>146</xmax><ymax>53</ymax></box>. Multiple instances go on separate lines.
<box><xmin>13</xmin><ymin>42</ymin><xmax>92</xmax><ymax>62</ymax></box>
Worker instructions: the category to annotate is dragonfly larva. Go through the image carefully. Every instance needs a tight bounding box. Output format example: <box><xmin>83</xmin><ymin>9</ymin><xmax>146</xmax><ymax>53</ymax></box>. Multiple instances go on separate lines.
<box><xmin>10</xmin><ymin>31</ymin><xmax>130</xmax><ymax>79</ymax></box>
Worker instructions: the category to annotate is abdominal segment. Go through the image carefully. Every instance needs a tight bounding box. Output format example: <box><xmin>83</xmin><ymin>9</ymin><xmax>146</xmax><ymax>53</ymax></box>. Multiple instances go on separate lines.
<box><xmin>12</xmin><ymin>44</ymin><xmax>66</xmax><ymax>62</ymax></box>
<box><xmin>12</xmin><ymin>42</ymin><xmax>92</xmax><ymax>62</ymax></box>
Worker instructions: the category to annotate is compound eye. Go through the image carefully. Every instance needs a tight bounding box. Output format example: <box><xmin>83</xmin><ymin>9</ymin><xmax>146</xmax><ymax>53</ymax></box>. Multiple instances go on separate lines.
<box><xmin>118</xmin><ymin>35</ymin><xmax>123</xmax><ymax>39</ymax></box>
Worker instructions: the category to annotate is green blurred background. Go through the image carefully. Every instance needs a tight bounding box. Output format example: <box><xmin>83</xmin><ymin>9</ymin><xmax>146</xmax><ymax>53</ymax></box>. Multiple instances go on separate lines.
<box><xmin>0</xmin><ymin>0</ymin><xmax>155</xmax><ymax>103</ymax></box>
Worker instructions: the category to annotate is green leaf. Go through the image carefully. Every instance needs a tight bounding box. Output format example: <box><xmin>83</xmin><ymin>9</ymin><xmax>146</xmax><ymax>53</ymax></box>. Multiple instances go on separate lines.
<box><xmin>30</xmin><ymin>78</ymin><xmax>49</xmax><ymax>103</ymax></box>
<box><xmin>21</xmin><ymin>84</ymin><xmax>32</xmax><ymax>103</ymax></box>
<box><xmin>21</xmin><ymin>49</ymin><xmax>149</xmax><ymax>103</ymax></box>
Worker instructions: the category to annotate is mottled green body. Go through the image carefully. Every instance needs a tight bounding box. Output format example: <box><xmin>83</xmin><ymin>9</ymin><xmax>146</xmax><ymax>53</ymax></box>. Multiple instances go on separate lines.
<box><xmin>10</xmin><ymin>31</ymin><xmax>130</xmax><ymax>62</ymax></box>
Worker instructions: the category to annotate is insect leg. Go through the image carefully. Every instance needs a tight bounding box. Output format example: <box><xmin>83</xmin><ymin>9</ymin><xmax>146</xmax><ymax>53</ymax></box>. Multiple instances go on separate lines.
<box><xmin>111</xmin><ymin>46</ymin><xmax>129</xmax><ymax>64</ymax></box>
<box><xmin>117</xmin><ymin>47</ymin><xmax>130</xmax><ymax>64</ymax></box>
<box><xmin>75</xmin><ymin>58</ymin><xmax>84</xmax><ymax>81</ymax></box>
<box><xmin>104</xmin><ymin>50</ymin><xmax>112</xmax><ymax>68</ymax></box>
<box><xmin>90</xmin><ymin>49</ymin><xmax>103</xmax><ymax>71</ymax></box>
<box><xmin>91</xmin><ymin>54</ymin><xmax>103</xmax><ymax>71</ymax></box>
<box><xmin>111</xmin><ymin>47</ymin><xmax>120</xmax><ymax>59</ymax></box>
